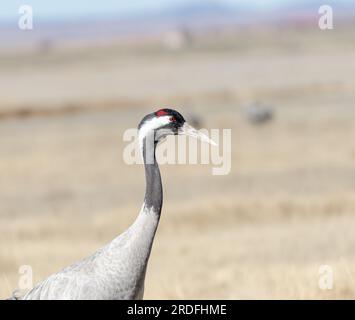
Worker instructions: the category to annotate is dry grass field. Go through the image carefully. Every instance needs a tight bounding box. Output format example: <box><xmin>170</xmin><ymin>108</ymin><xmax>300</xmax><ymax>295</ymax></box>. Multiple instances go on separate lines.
<box><xmin>1</xmin><ymin>27</ymin><xmax>355</xmax><ymax>299</ymax></box>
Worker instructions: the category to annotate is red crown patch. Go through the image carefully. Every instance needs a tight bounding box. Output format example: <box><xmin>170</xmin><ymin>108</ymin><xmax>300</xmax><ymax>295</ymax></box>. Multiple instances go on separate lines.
<box><xmin>156</xmin><ymin>110</ymin><xmax>169</xmax><ymax>117</ymax></box>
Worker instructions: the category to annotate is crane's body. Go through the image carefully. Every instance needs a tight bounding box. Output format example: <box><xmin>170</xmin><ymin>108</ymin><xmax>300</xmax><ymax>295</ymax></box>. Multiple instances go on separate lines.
<box><xmin>21</xmin><ymin>205</ymin><xmax>160</xmax><ymax>299</ymax></box>
<box><xmin>8</xmin><ymin>109</ymin><xmax>215</xmax><ymax>300</ymax></box>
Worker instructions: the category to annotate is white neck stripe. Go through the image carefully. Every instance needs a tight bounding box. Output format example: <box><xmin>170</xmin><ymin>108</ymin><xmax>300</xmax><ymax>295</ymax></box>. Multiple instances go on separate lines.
<box><xmin>138</xmin><ymin>116</ymin><xmax>170</xmax><ymax>153</ymax></box>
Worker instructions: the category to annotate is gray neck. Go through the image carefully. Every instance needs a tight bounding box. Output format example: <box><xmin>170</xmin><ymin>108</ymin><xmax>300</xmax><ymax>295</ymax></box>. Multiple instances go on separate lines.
<box><xmin>142</xmin><ymin>138</ymin><xmax>163</xmax><ymax>215</ymax></box>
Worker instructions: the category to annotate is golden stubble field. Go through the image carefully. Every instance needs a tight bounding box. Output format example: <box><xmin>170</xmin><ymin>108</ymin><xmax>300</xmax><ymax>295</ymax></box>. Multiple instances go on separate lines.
<box><xmin>1</xmin><ymin>27</ymin><xmax>355</xmax><ymax>299</ymax></box>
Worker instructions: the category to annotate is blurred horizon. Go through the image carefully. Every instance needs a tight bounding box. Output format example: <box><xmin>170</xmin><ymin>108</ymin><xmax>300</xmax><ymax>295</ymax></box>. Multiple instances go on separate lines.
<box><xmin>1</xmin><ymin>0</ymin><xmax>355</xmax><ymax>22</ymax></box>
<box><xmin>1</xmin><ymin>0</ymin><xmax>354</xmax><ymax>50</ymax></box>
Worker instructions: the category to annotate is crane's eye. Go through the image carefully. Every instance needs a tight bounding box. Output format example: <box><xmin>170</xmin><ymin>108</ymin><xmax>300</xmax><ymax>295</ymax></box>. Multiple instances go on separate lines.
<box><xmin>170</xmin><ymin>116</ymin><xmax>177</xmax><ymax>122</ymax></box>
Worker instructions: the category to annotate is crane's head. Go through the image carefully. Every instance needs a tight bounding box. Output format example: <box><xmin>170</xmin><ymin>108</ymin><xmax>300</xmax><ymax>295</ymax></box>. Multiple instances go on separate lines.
<box><xmin>138</xmin><ymin>108</ymin><xmax>216</xmax><ymax>151</ymax></box>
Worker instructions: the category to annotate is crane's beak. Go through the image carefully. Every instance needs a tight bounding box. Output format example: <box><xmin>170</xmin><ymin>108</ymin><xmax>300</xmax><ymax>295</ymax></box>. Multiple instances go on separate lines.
<box><xmin>179</xmin><ymin>122</ymin><xmax>218</xmax><ymax>146</ymax></box>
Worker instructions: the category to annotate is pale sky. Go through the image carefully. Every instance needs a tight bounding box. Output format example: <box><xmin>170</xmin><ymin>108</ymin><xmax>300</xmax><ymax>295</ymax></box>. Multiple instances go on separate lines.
<box><xmin>0</xmin><ymin>0</ymin><xmax>351</xmax><ymax>22</ymax></box>
<box><xmin>0</xmin><ymin>0</ymin><xmax>293</xmax><ymax>21</ymax></box>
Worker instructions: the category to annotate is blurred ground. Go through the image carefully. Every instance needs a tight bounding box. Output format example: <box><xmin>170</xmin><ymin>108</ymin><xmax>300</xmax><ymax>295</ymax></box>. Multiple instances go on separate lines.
<box><xmin>1</xmin><ymin>27</ymin><xmax>355</xmax><ymax>299</ymax></box>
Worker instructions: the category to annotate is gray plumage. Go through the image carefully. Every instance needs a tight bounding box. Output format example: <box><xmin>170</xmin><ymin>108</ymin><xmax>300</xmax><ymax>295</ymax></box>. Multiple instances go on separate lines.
<box><xmin>20</xmin><ymin>206</ymin><xmax>160</xmax><ymax>299</ymax></box>
<box><xmin>7</xmin><ymin>109</ymin><xmax>213</xmax><ymax>300</ymax></box>
<box><xmin>10</xmin><ymin>112</ymin><xmax>166</xmax><ymax>300</ymax></box>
